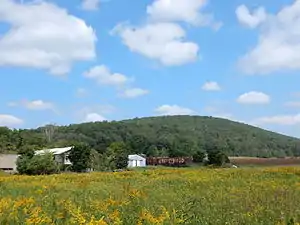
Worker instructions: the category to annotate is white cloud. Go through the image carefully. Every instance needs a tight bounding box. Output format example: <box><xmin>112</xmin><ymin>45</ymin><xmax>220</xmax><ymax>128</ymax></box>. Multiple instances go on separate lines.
<box><xmin>236</xmin><ymin>5</ymin><xmax>266</xmax><ymax>28</ymax></box>
<box><xmin>84</xmin><ymin>65</ymin><xmax>130</xmax><ymax>86</ymax></box>
<box><xmin>112</xmin><ymin>22</ymin><xmax>199</xmax><ymax>66</ymax></box>
<box><xmin>9</xmin><ymin>99</ymin><xmax>57</xmax><ymax>113</ymax></box>
<box><xmin>83</xmin><ymin>113</ymin><xmax>107</xmax><ymax>122</ymax></box>
<box><xmin>155</xmin><ymin>104</ymin><xmax>195</xmax><ymax>115</ymax></box>
<box><xmin>203</xmin><ymin>106</ymin><xmax>233</xmax><ymax>120</ymax></box>
<box><xmin>285</xmin><ymin>101</ymin><xmax>300</xmax><ymax>107</ymax></box>
<box><xmin>7</xmin><ymin>102</ymin><xmax>18</xmax><ymax>107</ymax></box>
<box><xmin>202</xmin><ymin>81</ymin><xmax>221</xmax><ymax>91</ymax></box>
<box><xmin>212</xmin><ymin>113</ymin><xmax>233</xmax><ymax>120</ymax></box>
<box><xmin>0</xmin><ymin>114</ymin><xmax>23</xmax><ymax>127</ymax></box>
<box><xmin>238</xmin><ymin>1</ymin><xmax>300</xmax><ymax>74</ymax></box>
<box><xmin>0</xmin><ymin>0</ymin><xmax>97</xmax><ymax>75</ymax></box>
<box><xmin>22</xmin><ymin>100</ymin><xmax>54</xmax><ymax>111</ymax></box>
<box><xmin>147</xmin><ymin>0</ymin><xmax>220</xmax><ymax>28</ymax></box>
<box><xmin>292</xmin><ymin>92</ymin><xmax>300</xmax><ymax>98</ymax></box>
<box><xmin>121</xmin><ymin>88</ymin><xmax>149</xmax><ymax>98</ymax></box>
<box><xmin>76</xmin><ymin>88</ymin><xmax>88</xmax><ymax>97</ymax></box>
<box><xmin>253</xmin><ymin>114</ymin><xmax>300</xmax><ymax>126</ymax></box>
<box><xmin>76</xmin><ymin>104</ymin><xmax>115</xmax><ymax>122</ymax></box>
<box><xmin>237</xmin><ymin>91</ymin><xmax>270</xmax><ymax>104</ymax></box>
<box><xmin>81</xmin><ymin>0</ymin><xmax>100</xmax><ymax>11</ymax></box>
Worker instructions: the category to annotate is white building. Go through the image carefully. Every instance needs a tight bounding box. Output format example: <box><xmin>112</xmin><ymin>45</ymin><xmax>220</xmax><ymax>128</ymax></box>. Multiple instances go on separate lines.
<box><xmin>0</xmin><ymin>154</ymin><xmax>19</xmax><ymax>173</ymax></box>
<box><xmin>128</xmin><ymin>154</ymin><xmax>146</xmax><ymax>168</ymax></box>
<box><xmin>35</xmin><ymin>146</ymin><xmax>72</xmax><ymax>165</ymax></box>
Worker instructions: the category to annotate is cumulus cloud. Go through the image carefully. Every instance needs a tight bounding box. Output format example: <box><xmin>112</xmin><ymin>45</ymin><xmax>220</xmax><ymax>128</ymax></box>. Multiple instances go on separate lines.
<box><xmin>83</xmin><ymin>65</ymin><xmax>148</xmax><ymax>99</ymax></box>
<box><xmin>23</xmin><ymin>100</ymin><xmax>55</xmax><ymax>111</ymax></box>
<box><xmin>112</xmin><ymin>22</ymin><xmax>199</xmax><ymax>66</ymax></box>
<box><xmin>83</xmin><ymin>113</ymin><xmax>107</xmax><ymax>122</ymax></box>
<box><xmin>285</xmin><ymin>101</ymin><xmax>300</xmax><ymax>108</ymax></box>
<box><xmin>83</xmin><ymin>65</ymin><xmax>130</xmax><ymax>86</ymax></box>
<box><xmin>0</xmin><ymin>114</ymin><xmax>23</xmax><ymax>127</ymax></box>
<box><xmin>253</xmin><ymin>114</ymin><xmax>300</xmax><ymax>126</ymax></box>
<box><xmin>236</xmin><ymin>5</ymin><xmax>266</xmax><ymax>28</ymax></box>
<box><xmin>238</xmin><ymin>1</ymin><xmax>300</xmax><ymax>74</ymax></box>
<box><xmin>110</xmin><ymin>0</ymin><xmax>221</xmax><ymax>66</ymax></box>
<box><xmin>155</xmin><ymin>104</ymin><xmax>195</xmax><ymax>115</ymax></box>
<box><xmin>147</xmin><ymin>0</ymin><xmax>220</xmax><ymax>28</ymax></box>
<box><xmin>76</xmin><ymin>104</ymin><xmax>115</xmax><ymax>123</ymax></box>
<box><xmin>202</xmin><ymin>81</ymin><xmax>221</xmax><ymax>91</ymax></box>
<box><xmin>0</xmin><ymin>0</ymin><xmax>97</xmax><ymax>75</ymax></box>
<box><xmin>76</xmin><ymin>88</ymin><xmax>88</xmax><ymax>97</ymax></box>
<box><xmin>9</xmin><ymin>99</ymin><xmax>56</xmax><ymax>112</ymax></box>
<box><xmin>81</xmin><ymin>0</ymin><xmax>100</xmax><ymax>11</ymax></box>
<box><xmin>237</xmin><ymin>91</ymin><xmax>270</xmax><ymax>104</ymax></box>
<box><xmin>120</xmin><ymin>88</ymin><xmax>149</xmax><ymax>98</ymax></box>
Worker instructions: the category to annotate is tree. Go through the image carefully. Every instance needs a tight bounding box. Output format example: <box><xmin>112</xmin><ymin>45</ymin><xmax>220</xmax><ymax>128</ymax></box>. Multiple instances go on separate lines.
<box><xmin>193</xmin><ymin>151</ymin><xmax>206</xmax><ymax>163</ymax></box>
<box><xmin>43</xmin><ymin>124</ymin><xmax>57</xmax><ymax>143</ymax></box>
<box><xmin>16</xmin><ymin>152</ymin><xmax>59</xmax><ymax>175</ymax></box>
<box><xmin>17</xmin><ymin>147</ymin><xmax>34</xmax><ymax>158</ymax></box>
<box><xmin>68</xmin><ymin>144</ymin><xmax>92</xmax><ymax>172</ymax></box>
<box><xmin>0</xmin><ymin>115</ymin><xmax>299</xmax><ymax>159</ymax></box>
<box><xmin>105</xmin><ymin>142</ymin><xmax>130</xmax><ymax>170</ymax></box>
<box><xmin>207</xmin><ymin>151</ymin><xmax>230</xmax><ymax>167</ymax></box>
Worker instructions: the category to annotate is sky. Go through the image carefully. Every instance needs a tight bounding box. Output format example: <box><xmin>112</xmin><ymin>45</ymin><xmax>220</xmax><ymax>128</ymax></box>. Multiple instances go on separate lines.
<box><xmin>0</xmin><ymin>0</ymin><xmax>300</xmax><ymax>137</ymax></box>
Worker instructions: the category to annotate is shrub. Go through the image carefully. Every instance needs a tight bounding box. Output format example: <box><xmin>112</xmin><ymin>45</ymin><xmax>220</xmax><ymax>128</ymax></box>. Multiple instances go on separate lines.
<box><xmin>68</xmin><ymin>144</ymin><xmax>92</xmax><ymax>172</ymax></box>
<box><xmin>193</xmin><ymin>151</ymin><xmax>206</xmax><ymax>163</ymax></box>
<box><xmin>16</xmin><ymin>153</ymin><xmax>59</xmax><ymax>175</ymax></box>
<box><xmin>106</xmin><ymin>142</ymin><xmax>130</xmax><ymax>170</ymax></box>
<box><xmin>207</xmin><ymin>151</ymin><xmax>230</xmax><ymax>167</ymax></box>
<box><xmin>94</xmin><ymin>142</ymin><xmax>130</xmax><ymax>171</ymax></box>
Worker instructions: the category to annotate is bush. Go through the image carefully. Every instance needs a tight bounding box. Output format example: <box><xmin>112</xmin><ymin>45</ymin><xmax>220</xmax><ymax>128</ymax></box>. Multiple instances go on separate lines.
<box><xmin>94</xmin><ymin>142</ymin><xmax>130</xmax><ymax>171</ymax></box>
<box><xmin>106</xmin><ymin>142</ymin><xmax>130</xmax><ymax>170</ymax></box>
<box><xmin>207</xmin><ymin>151</ymin><xmax>230</xmax><ymax>167</ymax></box>
<box><xmin>193</xmin><ymin>151</ymin><xmax>206</xmax><ymax>163</ymax></box>
<box><xmin>68</xmin><ymin>144</ymin><xmax>92</xmax><ymax>172</ymax></box>
<box><xmin>16</xmin><ymin>153</ymin><xmax>59</xmax><ymax>175</ymax></box>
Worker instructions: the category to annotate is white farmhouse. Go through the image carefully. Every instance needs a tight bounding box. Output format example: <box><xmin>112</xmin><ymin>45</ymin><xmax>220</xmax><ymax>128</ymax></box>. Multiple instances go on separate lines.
<box><xmin>35</xmin><ymin>146</ymin><xmax>72</xmax><ymax>165</ymax></box>
<box><xmin>128</xmin><ymin>154</ymin><xmax>146</xmax><ymax>168</ymax></box>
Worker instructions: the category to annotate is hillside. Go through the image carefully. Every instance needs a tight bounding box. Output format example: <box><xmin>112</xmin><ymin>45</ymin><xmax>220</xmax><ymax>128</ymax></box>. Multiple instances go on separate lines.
<box><xmin>0</xmin><ymin>115</ymin><xmax>299</xmax><ymax>157</ymax></box>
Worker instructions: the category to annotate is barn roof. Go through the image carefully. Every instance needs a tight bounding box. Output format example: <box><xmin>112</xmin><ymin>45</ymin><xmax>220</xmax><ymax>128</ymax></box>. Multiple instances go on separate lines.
<box><xmin>35</xmin><ymin>146</ymin><xmax>73</xmax><ymax>155</ymax></box>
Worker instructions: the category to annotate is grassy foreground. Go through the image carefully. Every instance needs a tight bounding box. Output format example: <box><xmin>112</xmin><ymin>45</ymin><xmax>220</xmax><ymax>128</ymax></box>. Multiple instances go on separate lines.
<box><xmin>1</xmin><ymin>167</ymin><xmax>300</xmax><ymax>224</ymax></box>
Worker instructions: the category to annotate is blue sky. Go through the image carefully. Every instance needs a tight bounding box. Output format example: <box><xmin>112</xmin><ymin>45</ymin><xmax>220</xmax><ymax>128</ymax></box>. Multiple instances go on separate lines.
<box><xmin>1</xmin><ymin>0</ymin><xmax>300</xmax><ymax>137</ymax></box>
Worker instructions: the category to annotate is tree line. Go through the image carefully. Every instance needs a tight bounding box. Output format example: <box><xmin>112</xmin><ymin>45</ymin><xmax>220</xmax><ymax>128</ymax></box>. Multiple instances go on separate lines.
<box><xmin>1</xmin><ymin>116</ymin><xmax>300</xmax><ymax>159</ymax></box>
<box><xmin>16</xmin><ymin>142</ymin><xmax>232</xmax><ymax>175</ymax></box>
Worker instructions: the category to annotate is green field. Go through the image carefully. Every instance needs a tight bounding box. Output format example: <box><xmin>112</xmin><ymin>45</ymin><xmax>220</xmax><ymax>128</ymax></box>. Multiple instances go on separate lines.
<box><xmin>1</xmin><ymin>167</ymin><xmax>300</xmax><ymax>224</ymax></box>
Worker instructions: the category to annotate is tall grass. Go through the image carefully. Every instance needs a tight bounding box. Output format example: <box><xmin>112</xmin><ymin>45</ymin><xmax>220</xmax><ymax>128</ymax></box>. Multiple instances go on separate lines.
<box><xmin>1</xmin><ymin>167</ymin><xmax>300</xmax><ymax>224</ymax></box>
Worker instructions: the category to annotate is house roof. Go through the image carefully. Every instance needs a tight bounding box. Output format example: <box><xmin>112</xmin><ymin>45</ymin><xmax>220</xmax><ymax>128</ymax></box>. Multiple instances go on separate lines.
<box><xmin>35</xmin><ymin>147</ymin><xmax>73</xmax><ymax>155</ymax></box>
<box><xmin>128</xmin><ymin>154</ymin><xmax>145</xmax><ymax>161</ymax></box>
<box><xmin>0</xmin><ymin>154</ymin><xmax>18</xmax><ymax>169</ymax></box>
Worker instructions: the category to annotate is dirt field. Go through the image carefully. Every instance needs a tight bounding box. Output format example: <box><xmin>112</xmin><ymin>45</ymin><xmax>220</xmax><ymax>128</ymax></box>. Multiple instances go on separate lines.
<box><xmin>229</xmin><ymin>157</ymin><xmax>300</xmax><ymax>167</ymax></box>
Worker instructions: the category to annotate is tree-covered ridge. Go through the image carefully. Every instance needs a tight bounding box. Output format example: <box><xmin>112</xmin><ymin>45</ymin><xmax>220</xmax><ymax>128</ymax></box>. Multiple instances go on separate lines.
<box><xmin>0</xmin><ymin>115</ymin><xmax>299</xmax><ymax>157</ymax></box>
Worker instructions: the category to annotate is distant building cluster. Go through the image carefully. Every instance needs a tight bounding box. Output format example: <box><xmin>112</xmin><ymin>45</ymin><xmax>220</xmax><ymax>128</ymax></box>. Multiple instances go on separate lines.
<box><xmin>1</xmin><ymin>146</ymin><xmax>196</xmax><ymax>173</ymax></box>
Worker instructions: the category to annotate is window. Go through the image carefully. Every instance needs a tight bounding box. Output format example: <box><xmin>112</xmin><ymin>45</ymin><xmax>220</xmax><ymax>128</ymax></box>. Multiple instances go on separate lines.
<box><xmin>1</xmin><ymin>168</ymin><xmax>13</xmax><ymax>171</ymax></box>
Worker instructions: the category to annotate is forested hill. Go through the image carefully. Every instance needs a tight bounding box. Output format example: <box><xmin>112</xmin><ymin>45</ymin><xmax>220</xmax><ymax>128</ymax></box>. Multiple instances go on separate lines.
<box><xmin>1</xmin><ymin>115</ymin><xmax>299</xmax><ymax>157</ymax></box>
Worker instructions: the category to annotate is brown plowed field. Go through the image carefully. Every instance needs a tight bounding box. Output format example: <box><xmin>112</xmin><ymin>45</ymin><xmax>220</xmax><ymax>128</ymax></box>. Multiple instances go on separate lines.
<box><xmin>229</xmin><ymin>157</ymin><xmax>300</xmax><ymax>167</ymax></box>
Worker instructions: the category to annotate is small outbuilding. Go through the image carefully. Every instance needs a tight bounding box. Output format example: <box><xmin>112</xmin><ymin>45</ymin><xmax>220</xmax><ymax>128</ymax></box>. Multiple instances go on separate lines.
<box><xmin>0</xmin><ymin>154</ymin><xmax>19</xmax><ymax>173</ymax></box>
<box><xmin>128</xmin><ymin>154</ymin><xmax>146</xmax><ymax>168</ymax></box>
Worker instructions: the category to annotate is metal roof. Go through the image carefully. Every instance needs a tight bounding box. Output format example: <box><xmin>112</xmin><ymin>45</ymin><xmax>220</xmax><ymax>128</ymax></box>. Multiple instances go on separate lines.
<box><xmin>35</xmin><ymin>146</ymin><xmax>73</xmax><ymax>155</ymax></box>
<box><xmin>128</xmin><ymin>154</ymin><xmax>146</xmax><ymax>161</ymax></box>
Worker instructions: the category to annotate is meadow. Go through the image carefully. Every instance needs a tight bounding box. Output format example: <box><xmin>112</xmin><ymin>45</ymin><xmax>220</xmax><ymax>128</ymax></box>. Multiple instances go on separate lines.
<box><xmin>1</xmin><ymin>167</ymin><xmax>300</xmax><ymax>224</ymax></box>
